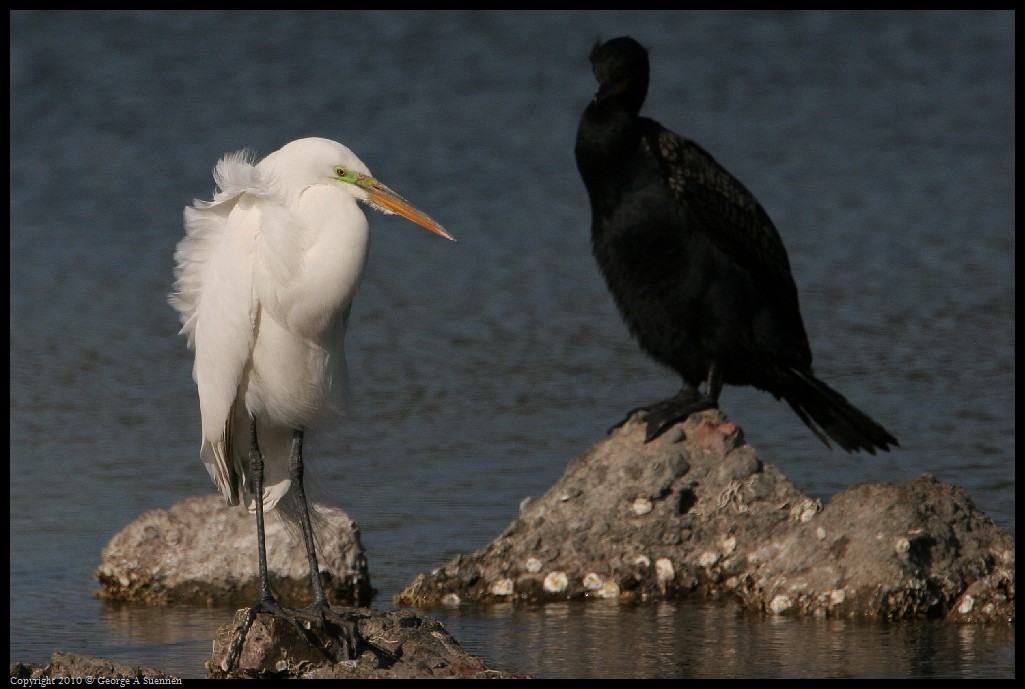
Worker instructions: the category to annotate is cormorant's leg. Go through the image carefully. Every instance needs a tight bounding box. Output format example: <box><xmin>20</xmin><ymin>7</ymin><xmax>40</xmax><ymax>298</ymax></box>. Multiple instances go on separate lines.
<box><xmin>640</xmin><ymin>388</ymin><xmax>717</xmax><ymax>442</ymax></box>
<box><xmin>608</xmin><ymin>383</ymin><xmax>696</xmax><ymax>434</ymax></box>
<box><xmin>705</xmin><ymin>361</ymin><xmax>723</xmax><ymax>404</ymax></box>
<box><xmin>611</xmin><ymin>362</ymin><xmax>723</xmax><ymax>442</ymax></box>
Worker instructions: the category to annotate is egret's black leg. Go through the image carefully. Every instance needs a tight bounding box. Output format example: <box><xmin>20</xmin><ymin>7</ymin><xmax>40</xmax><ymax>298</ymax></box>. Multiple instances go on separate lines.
<box><xmin>221</xmin><ymin>418</ymin><xmax>327</xmax><ymax>672</ymax></box>
<box><xmin>253</xmin><ymin>422</ymin><xmax>273</xmax><ymax>604</ymax></box>
<box><xmin>220</xmin><ymin>424</ymin><xmax>396</xmax><ymax>673</ymax></box>
<box><xmin>286</xmin><ymin>430</ymin><xmax>397</xmax><ymax>664</ymax></box>
<box><xmin>286</xmin><ymin>429</ymin><xmax>361</xmax><ymax>662</ymax></box>
<box><xmin>287</xmin><ymin>429</ymin><xmax>327</xmax><ymax>607</ymax></box>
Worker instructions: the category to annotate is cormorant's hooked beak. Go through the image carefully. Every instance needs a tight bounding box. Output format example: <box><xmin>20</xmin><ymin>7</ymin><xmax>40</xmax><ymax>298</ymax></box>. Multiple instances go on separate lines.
<box><xmin>594</xmin><ymin>78</ymin><xmax>630</xmax><ymax>105</ymax></box>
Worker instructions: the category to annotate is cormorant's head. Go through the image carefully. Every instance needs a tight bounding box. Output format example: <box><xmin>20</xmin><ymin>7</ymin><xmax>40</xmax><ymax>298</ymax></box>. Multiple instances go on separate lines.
<box><xmin>589</xmin><ymin>36</ymin><xmax>650</xmax><ymax>114</ymax></box>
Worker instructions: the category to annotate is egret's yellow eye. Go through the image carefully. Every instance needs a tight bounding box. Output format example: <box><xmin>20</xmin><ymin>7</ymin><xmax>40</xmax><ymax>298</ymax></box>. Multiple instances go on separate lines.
<box><xmin>334</xmin><ymin>167</ymin><xmax>349</xmax><ymax>179</ymax></box>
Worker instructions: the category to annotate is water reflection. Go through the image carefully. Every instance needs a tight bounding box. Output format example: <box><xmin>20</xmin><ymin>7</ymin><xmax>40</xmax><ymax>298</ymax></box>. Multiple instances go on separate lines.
<box><xmin>97</xmin><ymin>604</ymin><xmax>227</xmax><ymax>677</ymax></box>
<box><xmin>430</xmin><ymin>600</ymin><xmax>1015</xmax><ymax>678</ymax></box>
<box><xmin>56</xmin><ymin>579</ymin><xmax>1016</xmax><ymax>678</ymax></box>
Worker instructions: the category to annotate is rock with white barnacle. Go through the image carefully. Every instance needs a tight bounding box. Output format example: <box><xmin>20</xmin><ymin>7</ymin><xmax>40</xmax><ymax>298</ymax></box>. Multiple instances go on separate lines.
<box><xmin>395</xmin><ymin>411</ymin><xmax>1014</xmax><ymax>623</ymax></box>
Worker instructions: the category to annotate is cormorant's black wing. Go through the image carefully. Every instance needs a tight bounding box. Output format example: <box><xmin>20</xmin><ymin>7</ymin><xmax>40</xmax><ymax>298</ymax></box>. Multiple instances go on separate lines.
<box><xmin>642</xmin><ymin>121</ymin><xmax>797</xmax><ymax>290</ymax></box>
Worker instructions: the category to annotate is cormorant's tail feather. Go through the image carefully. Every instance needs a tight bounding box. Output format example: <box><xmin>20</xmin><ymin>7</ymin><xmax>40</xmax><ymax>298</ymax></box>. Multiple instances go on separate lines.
<box><xmin>782</xmin><ymin>369</ymin><xmax>898</xmax><ymax>454</ymax></box>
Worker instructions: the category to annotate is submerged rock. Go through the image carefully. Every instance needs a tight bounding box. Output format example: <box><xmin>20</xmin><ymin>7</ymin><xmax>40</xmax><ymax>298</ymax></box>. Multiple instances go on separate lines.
<box><xmin>10</xmin><ymin>651</ymin><xmax>179</xmax><ymax>681</ymax></box>
<box><xmin>206</xmin><ymin>607</ymin><xmax>527</xmax><ymax>679</ymax></box>
<box><xmin>396</xmin><ymin>410</ymin><xmax>1014</xmax><ymax>623</ymax></box>
<box><xmin>10</xmin><ymin>611</ymin><xmax>526</xmax><ymax>681</ymax></box>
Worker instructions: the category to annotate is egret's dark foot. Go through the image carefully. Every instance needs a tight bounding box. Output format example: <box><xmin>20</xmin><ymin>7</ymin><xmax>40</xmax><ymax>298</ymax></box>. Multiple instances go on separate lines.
<box><xmin>221</xmin><ymin>597</ymin><xmax>324</xmax><ymax>672</ymax></box>
<box><xmin>639</xmin><ymin>389</ymin><xmax>718</xmax><ymax>442</ymax></box>
<box><xmin>221</xmin><ymin>598</ymin><xmax>384</xmax><ymax>672</ymax></box>
<box><xmin>307</xmin><ymin>601</ymin><xmax>398</xmax><ymax>665</ymax></box>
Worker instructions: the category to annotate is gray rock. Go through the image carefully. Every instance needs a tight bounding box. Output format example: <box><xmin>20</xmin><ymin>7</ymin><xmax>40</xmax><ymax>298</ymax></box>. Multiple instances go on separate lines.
<box><xmin>87</xmin><ymin>497</ymin><xmax>525</xmax><ymax>678</ymax></box>
<box><xmin>94</xmin><ymin>494</ymin><xmax>372</xmax><ymax>607</ymax></box>
<box><xmin>206</xmin><ymin>608</ymin><xmax>528</xmax><ymax>679</ymax></box>
<box><xmin>395</xmin><ymin>410</ymin><xmax>1014</xmax><ymax>623</ymax></box>
<box><xmin>10</xmin><ymin>651</ymin><xmax>179</xmax><ymax>681</ymax></box>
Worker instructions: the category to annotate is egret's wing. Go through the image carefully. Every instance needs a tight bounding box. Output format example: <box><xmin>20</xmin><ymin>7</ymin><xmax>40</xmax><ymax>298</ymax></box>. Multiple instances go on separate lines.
<box><xmin>170</xmin><ymin>150</ymin><xmax>263</xmax><ymax>349</ymax></box>
<box><xmin>248</xmin><ymin>201</ymin><xmax>314</xmax><ymax>345</ymax></box>
<box><xmin>170</xmin><ymin>150</ymin><xmax>266</xmax><ymax>503</ymax></box>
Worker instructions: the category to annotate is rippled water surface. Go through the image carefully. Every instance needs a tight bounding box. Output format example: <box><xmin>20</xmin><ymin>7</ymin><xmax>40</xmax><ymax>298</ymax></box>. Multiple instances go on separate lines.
<box><xmin>10</xmin><ymin>10</ymin><xmax>1014</xmax><ymax>678</ymax></box>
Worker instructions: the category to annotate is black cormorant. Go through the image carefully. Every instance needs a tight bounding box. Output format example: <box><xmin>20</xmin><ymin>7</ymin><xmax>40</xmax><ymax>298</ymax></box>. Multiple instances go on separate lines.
<box><xmin>574</xmin><ymin>36</ymin><xmax>898</xmax><ymax>453</ymax></box>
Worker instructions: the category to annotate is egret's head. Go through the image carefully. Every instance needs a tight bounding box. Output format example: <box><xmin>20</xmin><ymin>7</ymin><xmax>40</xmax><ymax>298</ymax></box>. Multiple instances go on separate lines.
<box><xmin>259</xmin><ymin>137</ymin><xmax>370</xmax><ymax>194</ymax></box>
<box><xmin>259</xmin><ymin>137</ymin><xmax>453</xmax><ymax>240</ymax></box>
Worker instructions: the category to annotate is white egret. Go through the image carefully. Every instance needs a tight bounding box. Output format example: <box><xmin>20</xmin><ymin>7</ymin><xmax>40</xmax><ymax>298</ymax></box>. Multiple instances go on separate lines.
<box><xmin>169</xmin><ymin>136</ymin><xmax>453</xmax><ymax>668</ymax></box>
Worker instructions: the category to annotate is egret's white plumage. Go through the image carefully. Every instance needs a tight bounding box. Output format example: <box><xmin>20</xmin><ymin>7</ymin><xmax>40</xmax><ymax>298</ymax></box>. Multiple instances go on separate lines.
<box><xmin>170</xmin><ymin>137</ymin><xmax>452</xmax><ymax>516</ymax></box>
<box><xmin>170</xmin><ymin>137</ymin><xmax>452</xmax><ymax>668</ymax></box>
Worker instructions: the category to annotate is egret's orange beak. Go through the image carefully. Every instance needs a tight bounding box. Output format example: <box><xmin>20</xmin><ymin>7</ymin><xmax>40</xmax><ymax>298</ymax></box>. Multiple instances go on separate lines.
<box><xmin>358</xmin><ymin>175</ymin><xmax>454</xmax><ymax>241</ymax></box>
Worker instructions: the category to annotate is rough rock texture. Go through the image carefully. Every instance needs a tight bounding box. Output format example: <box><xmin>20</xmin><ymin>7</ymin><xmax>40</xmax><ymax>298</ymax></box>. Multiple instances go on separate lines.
<box><xmin>10</xmin><ymin>651</ymin><xmax>179</xmax><ymax>681</ymax></box>
<box><xmin>9</xmin><ymin>613</ymin><xmax>526</xmax><ymax>681</ymax></box>
<box><xmin>395</xmin><ymin>410</ymin><xmax>1014</xmax><ymax>623</ymax></box>
<box><xmin>206</xmin><ymin>608</ymin><xmax>528</xmax><ymax>679</ymax></box>
<box><xmin>85</xmin><ymin>496</ymin><xmax>525</xmax><ymax>678</ymax></box>
<box><xmin>94</xmin><ymin>494</ymin><xmax>372</xmax><ymax>607</ymax></box>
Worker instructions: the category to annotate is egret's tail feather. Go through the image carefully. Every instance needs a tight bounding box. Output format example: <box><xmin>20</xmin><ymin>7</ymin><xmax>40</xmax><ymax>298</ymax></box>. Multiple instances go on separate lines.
<box><xmin>203</xmin><ymin>439</ymin><xmax>239</xmax><ymax>507</ymax></box>
<box><xmin>202</xmin><ymin>416</ymin><xmax>293</xmax><ymax>513</ymax></box>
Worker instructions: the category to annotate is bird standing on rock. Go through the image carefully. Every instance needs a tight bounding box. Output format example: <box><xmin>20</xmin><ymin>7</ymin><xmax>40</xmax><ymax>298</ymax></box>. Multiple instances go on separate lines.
<box><xmin>574</xmin><ymin>36</ymin><xmax>897</xmax><ymax>453</ymax></box>
<box><xmin>170</xmin><ymin>137</ymin><xmax>453</xmax><ymax>670</ymax></box>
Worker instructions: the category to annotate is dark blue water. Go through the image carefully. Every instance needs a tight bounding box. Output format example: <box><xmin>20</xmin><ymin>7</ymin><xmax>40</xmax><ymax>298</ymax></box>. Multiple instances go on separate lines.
<box><xmin>10</xmin><ymin>10</ymin><xmax>1014</xmax><ymax>678</ymax></box>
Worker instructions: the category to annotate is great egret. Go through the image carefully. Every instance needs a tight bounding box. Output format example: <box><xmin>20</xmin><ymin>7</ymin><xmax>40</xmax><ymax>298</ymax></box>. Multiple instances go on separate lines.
<box><xmin>169</xmin><ymin>136</ymin><xmax>453</xmax><ymax>668</ymax></box>
<box><xmin>574</xmin><ymin>36</ymin><xmax>897</xmax><ymax>453</ymax></box>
